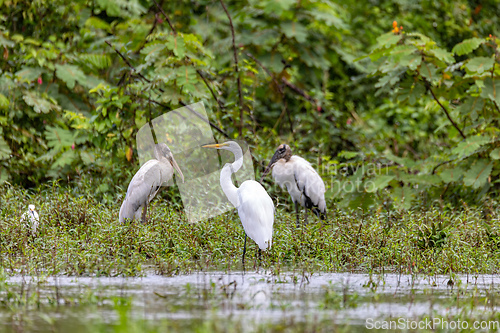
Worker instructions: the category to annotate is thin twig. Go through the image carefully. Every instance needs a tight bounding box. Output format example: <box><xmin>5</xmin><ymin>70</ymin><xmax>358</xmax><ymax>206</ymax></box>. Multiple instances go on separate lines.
<box><xmin>196</xmin><ymin>69</ymin><xmax>224</xmax><ymax>110</ymax></box>
<box><xmin>179</xmin><ymin>101</ymin><xmax>230</xmax><ymax>138</ymax></box>
<box><xmin>246</xmin><ymin>52</ymin><xmax>294</xmax><ymax>136</ymax></box>
<box><xmin>152</xmin><ymin>0</ymin><xmax>177</xmax><ymax>36</ymax></box>
<box><xmin>105</xmin><ymin>41</ymin><xmax>152</xmax><ymax>85</ymax></box>
<box><xmin>281</xmin><ymin>77</ymin><xmax>324</xmax><ymax>112</ymax></box>
<box><xmin>219</xmin><ymin>0</ymin><xmax>244</xmax><ymax>135</ymax></box>
<box><xmin>425</xmin><ymin>81</ymin><xmax>466</xmax><ymax>139</ymax></box>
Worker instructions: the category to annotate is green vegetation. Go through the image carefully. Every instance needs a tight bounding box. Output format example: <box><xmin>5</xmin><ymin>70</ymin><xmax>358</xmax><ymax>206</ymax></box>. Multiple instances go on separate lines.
<box><xmin>1</xmin><ymin>0</ymin><xmax>500</xmax><ymax>210</ymax></box>
<box><xmin>2</xmin><ymin>184</ymin><xmax>500</xmax><ymax>276</ymax></box>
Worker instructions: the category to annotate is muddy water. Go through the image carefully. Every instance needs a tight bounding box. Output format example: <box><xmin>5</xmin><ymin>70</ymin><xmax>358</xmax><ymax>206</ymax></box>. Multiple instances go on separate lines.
<box><xmin>2</xmin><ymin>271</ymin><xmax>500</xmax><ymax>332</ymax></box>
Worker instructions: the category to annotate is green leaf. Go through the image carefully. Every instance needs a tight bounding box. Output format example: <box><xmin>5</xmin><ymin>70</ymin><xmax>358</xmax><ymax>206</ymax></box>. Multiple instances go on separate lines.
<box><xmin>428</xmin><ymin>48</ymin><xmax>454</xmax><ymax>64</ymax></box>
<box><xmin>490</xmin><ymin>148</ymin><xmax>500</xmax><ymax>160</ymax></box>
<box><xmin>80</xmin><ymin>54</ymin><xmax>112</xmax><ymax>70</ymax></box>
<box><xmin>451</xmin><ymin>135</ymin><xmax>491</xmax><ymax>158</ymax></box>
<box><xmin>0</xmin><ymin>135</ymin><xmax>11</xmax><ymax>159</ymax></box>
<box><xmin>280</xmin><ymin>22</ymin><xmax>308</xmax><ymax>43</ymax></box>
<box><xmin>55</xmin><ymin>64</ymin><xmax>87</xmax><ymax>89</ymax></box>
<box><xmin>84</xmin><ymin>17</ymin><xmax>111</xmax><ymax>32</ymax></box>
<box><xmin>365</xmin><ymin>175</ymin><xmax>395</xmax><ymax>192</ymax></box>
<box><xmin>375</xmin><ymin>32</ymin><xmax>402</xmax><ymax>49</ymax></box>
<box><xmin>141</xmin><ymin>42</ymin><xmax>166</xmax><ymax>62</ymax></box>
<box><xmin>0</xmin><ymin>93</ymin><xmax>9</xmax><ymax>110</ymax></box>
<box><xmin>45</xmin><ymin>126</ymin><xmax>75</xmax><ymax>151</ymax></box>
<box><xmin>0</xmin><ymin>167</ymin><xmax>8</xmax><ymax>185</ymax></box>
<box><xmin>15</xmin><ymin>67</ymin><xmax>44</xmax><ymax>82</ymax></box>
<box><xmin>463</xmin><ymin>159</ymin><xmax>492</xmax><ymax>189</ymax></box>
<box><xmin>391</xmin><ymin>186</ymin><xmax>417</xmax><ymax>210</ymax></box>
<box><xmin>419</xmin><ymin>63</ymin><xmax>439</xmax><ymax>82</ymax></box>
<box><xmin>451</xmin><ymin>38</ymin><xmax>485</xmax><ymax>56</ymax></box>
<box><xmin>465</xmin><ymin>57</ymin><xmax>495</xmax><ymax>74</ymax></box>
<box><xmin>51</xmin><ymin>149</ymin><xmax>77</xmax><ymax>169</ymax></box>
<box><xmin>347</xmin><ymin>191</ymin><xmax>375</xmax><ymax>211</ymax></box>
<box><xmin>480</xmin><ymin>77</ymin><xmax>500</xmax><ymax>105</ymax></box>
<box><xmin>23</xmin><ymin>91</ymin><xmax>61</xmax><ymax>114</ymax></box>
<box><xmin>385</xmin><ymin>153</ymin><xmax>416</xmax><ymax>168</ymax></box>
<box><xmin>337</xmin><ymin>151</ymin><xmax>359</xmax><ymax>159</ymax></box>
<box><xmin>166</xmin><ymin>35</ymin><xmax>186</xmax><ymax>58</ymax></box>
<box><xmin>440</xmin><ymin>166</ymin><xmax>465</xmax><ymax>183</ymax></box>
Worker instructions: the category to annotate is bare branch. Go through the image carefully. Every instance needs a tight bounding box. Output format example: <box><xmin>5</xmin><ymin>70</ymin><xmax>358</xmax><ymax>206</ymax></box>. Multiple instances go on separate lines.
<box><xmin>425</xmin><ymin>81</ymin><xmax>466</xmax><ymax>139</ymax></box>
<box><xmin>246</xmin><ymin>52</ymin><xmax>294</xmax><ymax>136</ymax></box>
<box><xmin>152</xmin><ymin>0</ymin><xmax>177</xmax><ymax>36</ymax></box>
<box><xmin>196</xmin><ymin>69</ymin><xmax>225</xmax><ymax>110</ymax></box>
<box><xmin>219</xmin><ymin>0</ymin><xmax>244</xmax><ymax>135</ymax></box>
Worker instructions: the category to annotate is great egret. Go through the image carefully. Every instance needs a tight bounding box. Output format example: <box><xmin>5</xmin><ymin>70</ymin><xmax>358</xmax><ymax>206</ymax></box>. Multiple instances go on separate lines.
<box><xmin>119</xmin><ymin>143</ymin><xmax>184</xmax><ymax>223</ymax></box>
<box><xmin>20</xmin><ymin>204</ymin><xmax>39</xmax><ymax>236</ymax></box>
<box><xmin>261</xmin><ymin>144</ymin><xmax>326</xmax><ymax>225</ymax></box>
<box><xmin>202</xmin><ymin>141</ymin><xmax>274</xmax><ymax>263</ymax></box>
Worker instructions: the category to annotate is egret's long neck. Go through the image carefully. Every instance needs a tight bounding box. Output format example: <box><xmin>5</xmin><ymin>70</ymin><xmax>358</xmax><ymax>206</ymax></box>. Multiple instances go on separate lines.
<box><xmin>220</xmin><ymin>145</ymin><xmax>244</xmax><ymax>208</ymax></box>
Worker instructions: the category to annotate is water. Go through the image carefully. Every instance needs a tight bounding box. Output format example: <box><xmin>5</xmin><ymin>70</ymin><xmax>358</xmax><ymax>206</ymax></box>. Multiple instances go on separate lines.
<box><xmin>2</xmin><ymin>271</ymin><xmax>500</xmax><ymax>332</ymax></box>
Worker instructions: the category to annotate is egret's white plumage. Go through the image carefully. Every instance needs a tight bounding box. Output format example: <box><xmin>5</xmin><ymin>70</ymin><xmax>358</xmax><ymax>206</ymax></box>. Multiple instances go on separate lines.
<box><xmin>203</xmin><ymin>141</ymin><xmax>274</xmax><ymax>259</ymax></box>
<box><xmin>262</xmin><ymin>144</ymin><xmax>326</xmax><ymax>224</ymax></box>
<box><xmin>21</xmin><ymin>204</ymin><xmax>39</xmax><ymax>236</ymax></box>
<box><xmin>119</xmin><ymin>143</ymin><xmax>184</xmax><ymax>223</ymax></box>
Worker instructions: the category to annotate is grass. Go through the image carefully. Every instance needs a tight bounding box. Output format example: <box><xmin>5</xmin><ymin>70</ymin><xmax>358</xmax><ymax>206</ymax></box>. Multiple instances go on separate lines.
<box><xmin>1</xmin><ymin>182</ymin><xmax>500</xmax><ymax>277</ymax></box>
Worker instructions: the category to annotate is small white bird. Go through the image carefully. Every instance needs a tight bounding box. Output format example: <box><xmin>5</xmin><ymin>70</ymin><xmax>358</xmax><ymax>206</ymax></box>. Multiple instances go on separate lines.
<box><xmin>203</xmin><ymin>141</ymin><xmax>274</xmax><ymax>263</ymax></box>
<box><xmin>21</xmin><ymin>204</ymin><xmax>40</xmax><ymax>236</ymax></box>
<box><xmin>261</xmin><ymin>144</ymin><xmax>326</xmax><ymax>225</ymax></box>
<box><xmin>119</xmin><ymin>143</ymin><xmax>184</xmax><ymax>223</ymax></box>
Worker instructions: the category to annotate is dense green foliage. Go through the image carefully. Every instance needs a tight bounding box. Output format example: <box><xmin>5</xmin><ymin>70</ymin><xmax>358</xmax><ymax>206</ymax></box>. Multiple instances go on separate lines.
<box><xmin>1</xmin><ymin>0</ymin><xmax>500</xmax><ymax>209</ymax></box>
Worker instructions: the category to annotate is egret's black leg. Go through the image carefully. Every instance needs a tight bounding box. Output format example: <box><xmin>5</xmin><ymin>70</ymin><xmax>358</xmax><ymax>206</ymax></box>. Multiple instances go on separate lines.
<box><xmin>242</xmin><ymin>234</ymin><xmax>247</xmax><ymax>265</ymax></box>
<box><xmin>304</xmin><ymin>209</ymin><xmax>308</xmax><ymax>224</ymax></box>
<box><xmin>295</xmin><ymin>201</ymin><xmax>300</xmax><ymax>227</ymax></box>
<box><xmin>258</xmin><ymin>249</ymin><xmax>262</xmax><ymax>262</ymax></box>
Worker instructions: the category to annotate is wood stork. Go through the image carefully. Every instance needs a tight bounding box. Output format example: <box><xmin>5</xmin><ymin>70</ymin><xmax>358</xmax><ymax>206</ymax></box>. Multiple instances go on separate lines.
<box><xmin>261</xmin><ymin>144</ymin><xmax>326</xmax><ymax>225</ymax></box>
<box><xmin>119</xmin><ymin>143</ymin><xmax>184</xmax><ymax>223</ymax></box>
<box><xmin>20</xmin><ymin>204</ymin><xmax>39</xmax><ymax>236</ymax></box>
<box><xmin>202</xmin><ymin>141</ymin><xmax>274</xmax><ymax>263</ymax></box>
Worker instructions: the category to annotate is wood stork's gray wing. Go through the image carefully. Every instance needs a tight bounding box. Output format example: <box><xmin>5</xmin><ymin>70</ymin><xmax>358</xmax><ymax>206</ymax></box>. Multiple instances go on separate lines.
<box><xmin>237</xmin><ymin>180</ymin><xmax>274</xmax><ymax>250</ymax></box>
<box><xmin>291</xmin><ymin>156</ymin><xmax>327</xmax><ymax>212</ymax></box>
<box><xmin>125</xmin><ymin>160</ymin><xmax>170</xmax><ymax>205</ymax></box>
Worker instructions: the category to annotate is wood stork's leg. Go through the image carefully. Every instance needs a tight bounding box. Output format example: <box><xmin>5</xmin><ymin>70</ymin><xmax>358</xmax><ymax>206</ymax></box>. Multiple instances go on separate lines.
<box><xmin>242</xmin><ymin>234</ymin><xmax>247</xmax><ymax>265</ymax></box>
<box><xmin>141</xmin><ymin>203</ymin><xmax>148</xmax><ymax>224</ymax></box>
<box><xmin>295</xmin><ymin>201</ymin><xmax>300</xmax><ymax>227</ymax></box>
<box><xmin>304</xmin><ymin>209</ymin><xmax>308</xmax><ymax>225</ymax></box>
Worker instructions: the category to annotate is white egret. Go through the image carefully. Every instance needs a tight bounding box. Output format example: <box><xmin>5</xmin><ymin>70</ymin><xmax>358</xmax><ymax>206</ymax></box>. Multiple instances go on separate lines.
<box><xmin>202</xmin><ymin>141</ymin><xmax>274</xmax><ymax>263</ymax></box>
<box><xmin>261</xmin><ymin>144</ymin><xmax>326</xmax><ymax>225</ymax></box>
<box><xmin>20</xmin><ymin>204</ymin><xmax>39</xmax><ymax>236</ymax></box>
<box><xmin>119</xmin><ymin>143</ymin><xmax>184</xmax><ymax>223</ymax></box>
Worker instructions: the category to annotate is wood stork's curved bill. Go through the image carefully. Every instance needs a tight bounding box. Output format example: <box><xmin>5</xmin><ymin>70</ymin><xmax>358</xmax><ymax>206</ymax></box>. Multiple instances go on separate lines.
<box><xmin>169</xmin><ymin>153</ymin><xmax>185</xmax><ymax>183</ymax></box>
<box><xmin>260</xmin><ymin>150</ymin><xmax>282</xmax><ymax>183</ymax></box>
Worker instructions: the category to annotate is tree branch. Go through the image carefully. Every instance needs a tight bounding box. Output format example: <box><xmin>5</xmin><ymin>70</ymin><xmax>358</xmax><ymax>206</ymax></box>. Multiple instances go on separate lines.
<box><xmin>281</xmin><ymin>77</ymin><xmax>324</xmax><ymax>113</ymax></box>
<box><xmin>246</xmin><ymin>52</ymin><xmax>294</xmax><ymax>136</ymax></box>
<box><xmin>196</xmin><ymin>69</ymin><xmax>225</xmax><ymax>110</ymax></box>
<box><xmin>219</xmin><ymin>0</ymin><xmax>244</xmax><ymax>136</ymax></box>
<box><xmin>425</xmin><ymin>81</ymin><xmax>466</xmax><ymax>139</ymax></box>
<box><xmin>152</xmin><ymin>0</ymin><xmax>177</xmax><ymax>36</ymax></box>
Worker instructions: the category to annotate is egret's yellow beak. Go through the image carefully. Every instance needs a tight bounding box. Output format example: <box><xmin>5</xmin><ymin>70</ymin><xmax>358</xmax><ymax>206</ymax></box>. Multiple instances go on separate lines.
<box><xmin>202</xmin><ymin>143</ymin><xmax>228</xmax><ymax>149</ymax></box>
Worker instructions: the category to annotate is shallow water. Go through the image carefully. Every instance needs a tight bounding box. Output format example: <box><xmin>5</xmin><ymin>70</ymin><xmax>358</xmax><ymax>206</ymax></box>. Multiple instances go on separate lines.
<box><xmin>2</xmin><ymin>271</ymin><xmax>500</xmax><ymax>332</ymax></box>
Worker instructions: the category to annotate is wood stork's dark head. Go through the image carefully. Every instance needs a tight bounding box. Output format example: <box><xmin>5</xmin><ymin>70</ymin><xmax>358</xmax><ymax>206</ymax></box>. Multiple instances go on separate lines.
<box><xmin>260</xmin><ymin>144</ymin><xmax>292</xmax><ymax>182</ymax></box>
<box><xmin>154</xmin><ymin>143</ymin><xmax>185</xmax><ymax>183</ymax></box>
